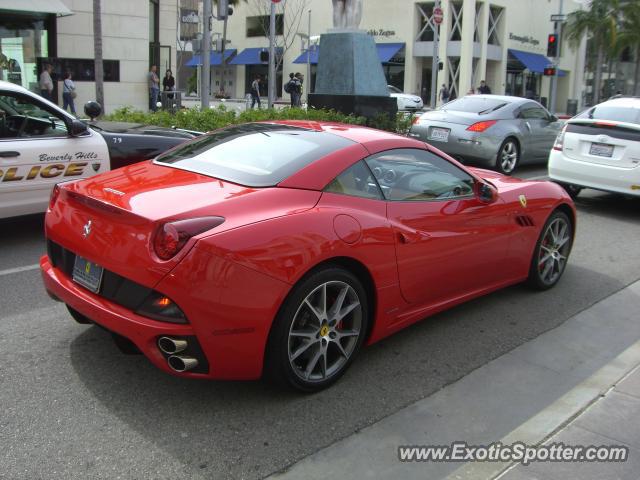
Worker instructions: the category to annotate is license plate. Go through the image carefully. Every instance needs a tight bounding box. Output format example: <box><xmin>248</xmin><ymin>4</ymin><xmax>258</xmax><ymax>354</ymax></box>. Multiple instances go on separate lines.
<box><xmin>589</xmin><ymin>142</ymin><xmax>614</xmax><ymax>157</ymax></box>
<box><xmin>428</xmin><ymin>127</ymin><xmax>450</xmax><ymax>142</ymax></box>
<box><xmin>72</xmin><ymin>255</ymin><xmax>104</xmax><ymax>293</ymax></box>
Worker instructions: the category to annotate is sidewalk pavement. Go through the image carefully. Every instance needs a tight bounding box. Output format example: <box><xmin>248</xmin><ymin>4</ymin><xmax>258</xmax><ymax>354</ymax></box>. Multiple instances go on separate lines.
<box><xmin>268</xmin><ymin>280</ymin><xmax>640</xmax><ymax>480</ymax></box>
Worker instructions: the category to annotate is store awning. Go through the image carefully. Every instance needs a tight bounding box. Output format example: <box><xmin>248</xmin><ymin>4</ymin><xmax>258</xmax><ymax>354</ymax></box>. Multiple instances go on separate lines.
<box><xmin>0</xmin><ymin>0</ymin><xmax>73</xmax><ymax>16</ymax></box>
<box><xmin>185</xmin><ymin>49</ymin><xmax>237</xmax><ymax>67</ymax></box>
<box><xmin>293</xmin><ymin>42</ymin><xmax>405</xmax><ymax>65</ymax></box>
<box><xmin>229</xmin><ymin>47</ymin><xmax>283</xmax><ymax>65</ymax></box>
<box><xmin>508</xmin><ymin>49</ymin><xmax>566</xmax><ymax>76</ymax></box>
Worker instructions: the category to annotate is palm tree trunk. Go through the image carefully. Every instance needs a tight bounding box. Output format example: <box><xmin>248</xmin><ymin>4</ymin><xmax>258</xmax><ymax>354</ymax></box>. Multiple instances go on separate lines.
<box><xmin>594</xmin><ymin>44</ymin><xmax>604</xmax><ymax>104</ymax></box>
<box><xmin>634</xmin><ymin>45</ymin><xmax>640</xmax><ymax>96</ymax></box>
<box><xmin>93</xmin><ymin>0</ymin><xmax>104</xmax><ymax>114</ymax></box>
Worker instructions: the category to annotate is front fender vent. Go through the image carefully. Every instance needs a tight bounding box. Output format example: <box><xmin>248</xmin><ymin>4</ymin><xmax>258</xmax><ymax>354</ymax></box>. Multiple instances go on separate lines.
<box><xmin>515</xmin><ymin>215</ymin><xmax>535</xmax><ymax>227</ymax></box>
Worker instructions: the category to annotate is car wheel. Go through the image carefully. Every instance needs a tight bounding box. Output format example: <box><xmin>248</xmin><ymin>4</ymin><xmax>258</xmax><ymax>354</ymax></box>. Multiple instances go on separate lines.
<box><xmin>496</xmin><ymin>138</ymin><xmax>520</xmax><ymax>175</ymax></box>
<box><xmin>527</xmin><ymin>210</ymin><xmax>573</xmax><ymax>290</ymax></box>
<box><xmin>265</xmin><ymin>266</ymin><xmax>369</xmax><ymax>392</ymax></box>
<box><xmin>562</xmin><ymin>183</ymin><xmax>582</xmax><ymax>199</ymax></box>
<box><xmin>67</xmin><ymin>305</ymin><xmax>92</xmax><ymax>324</ymax></box>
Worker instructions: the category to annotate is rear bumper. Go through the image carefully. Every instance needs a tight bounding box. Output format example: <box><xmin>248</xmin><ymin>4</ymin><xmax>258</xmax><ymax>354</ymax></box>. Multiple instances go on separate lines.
<box><xmin>548</xmin><ymin>150</ymin><xmax>640</xmax><ymax>197</ymax></box>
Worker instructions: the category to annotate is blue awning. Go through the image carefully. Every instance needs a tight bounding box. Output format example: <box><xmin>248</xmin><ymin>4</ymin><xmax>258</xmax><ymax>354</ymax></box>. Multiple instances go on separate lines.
<box><xmin>229</xmin><ymin>47</ymin><xmax>283</xmax><ymax>65</ymax></box>
<box><xmin>185</xmin><ymin>49</ymin><xmax>236</xmax><ymax>67</ymax></box>
<box><xmin>508</xmin><ymin>49</ymin><xmax>566</xmax><ymax>77</ymax></box>
<box><xmin>293</xmin><ymin>42</ymin><xmax>405</xmax><ymax>65</ymax></box>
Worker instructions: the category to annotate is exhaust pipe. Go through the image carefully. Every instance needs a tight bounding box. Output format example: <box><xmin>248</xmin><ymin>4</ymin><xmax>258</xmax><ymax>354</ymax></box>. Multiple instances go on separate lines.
<box><xmin>168</xmin><ymin>355</ymin><xmax>199</xmax><ymax>372</ymax></box>
<box><xmin>158</xmin><ymin>336</ymin><xmax>188</xmax><ymax>355</ymax></box>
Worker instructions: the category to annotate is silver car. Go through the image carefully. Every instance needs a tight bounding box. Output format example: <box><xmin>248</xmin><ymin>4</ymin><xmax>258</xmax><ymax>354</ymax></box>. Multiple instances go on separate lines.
<box><xmin>409</xmin><ymin>95</ymin><xmax>562</xmax><ymax>174</ymax></box>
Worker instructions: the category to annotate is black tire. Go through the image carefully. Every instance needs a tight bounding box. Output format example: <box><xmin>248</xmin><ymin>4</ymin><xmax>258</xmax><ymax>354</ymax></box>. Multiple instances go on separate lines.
<box><xmin>265</xmin><ymin>266</ymin><xmax>369</xmax><ymax>392</ymax></box>
<box><xmin>67</xmin><ymin>305</ymin><xmax>92</xmax><ymax>324</ymax></box>
<box><xmin>562</xmin><ymin>183</ymin><xmax>582</xmax><ymax>199</ymax></box>
<box><xmin>527</xmin><ymin>210</ymin><xmax>574</xmax><ymax>290</ymax></box>
<box><xmin>496</xmin><ymin>138</ymin><xmax>520</xmax><ymax>175</ymax></box>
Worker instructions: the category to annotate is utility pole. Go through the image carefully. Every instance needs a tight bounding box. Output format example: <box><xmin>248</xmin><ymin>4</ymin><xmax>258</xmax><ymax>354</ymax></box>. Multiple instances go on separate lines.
<box><xmin>200</xmin><ymin>0</ymin><xmax>211</xmax><ymax>110</ymax></box>
<box><xmin>268</xmin><ymin>1</ymin><xmax>276</xmax><ymax>108</ymax></box>
<box><xmin>307</xmin><ymin>9</ymin><xmax>311</xmax><ymax>104</ymax></box>
<box><xmin>549</xmin><ymin>0</ymin><xmax>564</xmax><ymax>114</ymax></box>
<box><xmin>430</xmin><ymin>0</ymin><xmax>442</xmax><ymax>109</ymax></box>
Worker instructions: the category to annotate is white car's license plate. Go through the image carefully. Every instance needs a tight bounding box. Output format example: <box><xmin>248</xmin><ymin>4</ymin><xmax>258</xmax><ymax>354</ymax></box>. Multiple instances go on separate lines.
<box><xmin>428</xmin><ymin>127</ymin><xmax>450</xmax><ymax>142</ymax></box>
<box><xmin>72</xmin><ymin>255</ymin><xmax>104</xmax><ymax>293</ymax></box>
<box><xmin>589</xmin><ymin>142</ymin><xmax>614</xmax><ymax>158</ymax></box>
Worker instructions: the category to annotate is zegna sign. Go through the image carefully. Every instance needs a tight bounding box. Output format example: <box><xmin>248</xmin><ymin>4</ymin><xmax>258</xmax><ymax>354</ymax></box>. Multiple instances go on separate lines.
<box><xmin>509</xmin><ymin>33</ymin><xmax>540</xmax><ymax>46</ymax></box>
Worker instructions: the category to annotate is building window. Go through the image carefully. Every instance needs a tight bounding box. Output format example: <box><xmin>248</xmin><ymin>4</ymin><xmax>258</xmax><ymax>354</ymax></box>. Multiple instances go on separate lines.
<box><xmin>246</xmin><ymin>15</ymin><xmax>284</xmax><ymax>37</ymax></box>
<box><xmin>40</xmin><ymin>58</ymin><xmax>120</xmax><ymax>82</ymax></box>
<box><xmin>149</xmin><ymin>0</ymin><xmax>160</xmax><ymax>67</ymax></box>
<box><xmin>416</xmin><ymin>3</ymin><xmax>436</xmax><ymax>42</ymax></box>
<box><xmin>488</xmin><ymin>6</ymin><xmax>504</xmax><ymax>46</ymax></box>
<box><xmin>449</xmin><ymin>2</ymin><xmax>463</xmax><ymax>42</ymax></box>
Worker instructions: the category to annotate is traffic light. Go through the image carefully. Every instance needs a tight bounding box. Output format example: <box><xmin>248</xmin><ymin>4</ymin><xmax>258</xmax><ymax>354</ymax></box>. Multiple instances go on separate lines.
<box><xmin>547</xmin><ymin>33</ymin><xmax>558</xmax><ymax>57</ymax></box>
<box><xmin>543</xmin><ymin>66</ymin><xmax>556</xmax><ymax>76</ymax></box>
<box><xmin>259</xmin><ymin>49</ymin><xmax>269</xmax><ymax>63</ymax></box>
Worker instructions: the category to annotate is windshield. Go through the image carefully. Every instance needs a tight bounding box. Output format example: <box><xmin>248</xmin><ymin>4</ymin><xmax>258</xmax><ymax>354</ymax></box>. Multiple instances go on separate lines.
<box><xmin>388</xmin><ymin>85</ymin><xmax>403</xmax><ymax>94</ymax></box>
<box><xmin>441</xmin><ymin>97</ymin><xmax>509</xmax><ymax>114</ymax></box>
<box><xmin>155</xmin><ymin>123</ymin><xmax>354</xmax><ymax>187</ymax></box>
<box><xmin>577</xmin><ymin>104</ymin><xmax>640</xmax><ymax>125</ymax></box>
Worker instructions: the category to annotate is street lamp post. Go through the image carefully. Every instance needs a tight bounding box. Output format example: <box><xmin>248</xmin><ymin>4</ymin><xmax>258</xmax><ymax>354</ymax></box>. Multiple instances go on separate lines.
<box><xmin>200</xmin><ymin>0</ymin><xmax>211</xmax><ymax>110</ymax></box>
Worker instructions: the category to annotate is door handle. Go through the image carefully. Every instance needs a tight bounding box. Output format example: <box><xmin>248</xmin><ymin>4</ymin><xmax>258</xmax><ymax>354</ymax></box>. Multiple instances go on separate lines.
<box><xmin>525</xmin><ymin>122</ymin><xmax>532</xmax><ymax>132</ymax></box>
<box><xmin>0</xmin><ymin>151</ymin><xmax>20</xmax><ymax>158</ymax></box>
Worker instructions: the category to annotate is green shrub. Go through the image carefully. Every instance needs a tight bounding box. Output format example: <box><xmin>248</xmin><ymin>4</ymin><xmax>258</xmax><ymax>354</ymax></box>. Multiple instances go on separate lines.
<box><xmin>105</xmin><ymin>105</ymin><xmax>414</xmax><ymax>135</ymax></box>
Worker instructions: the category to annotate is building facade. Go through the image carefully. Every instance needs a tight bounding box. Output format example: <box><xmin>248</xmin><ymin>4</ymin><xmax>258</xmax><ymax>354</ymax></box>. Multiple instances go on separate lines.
<box><xmin>0</xmin><ymin>0</ymin><xmax>178</xmax><ymax>113</ymax></box>
<box><xmin>179</xmin><ymin>0</ymin><xmax>587</xmax><ymax>113</ymax></box>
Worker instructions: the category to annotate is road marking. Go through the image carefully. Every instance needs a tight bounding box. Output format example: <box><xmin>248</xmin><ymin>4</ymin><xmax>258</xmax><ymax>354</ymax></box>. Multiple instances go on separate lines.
<box><xmin>0</xmin><ymin>264</ymin><xmax>40</xmax><ymax>277</ymax></box>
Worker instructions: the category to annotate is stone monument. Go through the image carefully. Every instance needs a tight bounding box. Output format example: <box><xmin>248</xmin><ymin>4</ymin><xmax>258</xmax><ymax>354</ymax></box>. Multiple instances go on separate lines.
<box><xmin>309</xmin><ymin>0</ymin><xmax>397</xmax><ymax>119</ymax></box>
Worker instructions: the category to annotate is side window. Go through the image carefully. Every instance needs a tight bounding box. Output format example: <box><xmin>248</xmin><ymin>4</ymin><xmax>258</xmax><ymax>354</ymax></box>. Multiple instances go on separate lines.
<box><xmin>0</xmin><ymin>93</ymin><xmax>68</xmax><ymax>140</ymax></box>
<box><xmin>365</xmin><ymin>148</ymin><xmax>475</xmax><ymax>201</ymax></box>
<box><xmin>324</xmin><ymin>160</ymin><xmax>383</xmax><ymax>200</ymax></box>
<box><xmin>520</xmin><ymin>105</ymin><xmax>549</xmax><ymax>120</ymax></box>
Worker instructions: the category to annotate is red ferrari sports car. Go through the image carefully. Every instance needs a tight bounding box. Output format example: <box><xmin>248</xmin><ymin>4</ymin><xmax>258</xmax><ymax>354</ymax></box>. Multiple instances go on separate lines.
<box><xmin>41</xmin><ymin>121</ymin><xmax>575</xmax><ymax>391</ymax></box>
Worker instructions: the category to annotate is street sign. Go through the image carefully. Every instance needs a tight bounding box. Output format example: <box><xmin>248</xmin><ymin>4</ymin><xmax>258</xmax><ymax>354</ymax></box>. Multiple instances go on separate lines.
<box><xmin>433</xmin><ymin>7</ymin><xmax>443</xmax><ymax>25</ymax></box>
<box><xmin>550</xmin><ymin>14</ymin><xmax>566</xmax><ymax>22</ymax></box>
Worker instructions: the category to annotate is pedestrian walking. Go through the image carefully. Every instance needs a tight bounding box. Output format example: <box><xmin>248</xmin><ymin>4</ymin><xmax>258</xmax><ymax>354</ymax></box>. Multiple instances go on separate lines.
<box><xmin>285</xmin><ymin>73</ymin><xmax>299</xmax><ymax>107</ymax></box>
<box><xmin>294</xmin><ymin>72</ymin><xmax>304</xmax><ymax>107</ymax></box>
<box><xmin>250</xmin><ymin>75</ymin><xmax>261</xmax><ymax>109</ymax></box>
<box><xmin>478</xmin><ymin>80</ymin><xmax>491</xmax><ymax>94</ymax></box>
<box><xmin>163</xmin><ymin>69</ymin><xmax>175</xmax><ymax>101</ymax></box>
<box><xmin>148</xmin><ymin>65</ymin><xmax>160</xmax><ymax>111</ymax></box>
<box><xmin>62</xmin><ymin>71</ymin><xmax>76</xmax><ymax>115</ymax></box>
<box><xmin>39</xmin><ymin>64</ymin><xmax>53</xmax><ymax>101</ymax></box>
<box><xmin>439</xmin><ymin>83</ymin><xmax>450</xmax><ymax>105</ymax></box>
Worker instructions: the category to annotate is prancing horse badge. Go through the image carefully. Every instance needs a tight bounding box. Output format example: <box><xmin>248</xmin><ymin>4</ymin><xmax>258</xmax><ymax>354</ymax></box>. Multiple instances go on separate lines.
<box><xmin>519</xmin><ymin>194</ymin><xmax>527</xmax><ymax>208</ymax></box>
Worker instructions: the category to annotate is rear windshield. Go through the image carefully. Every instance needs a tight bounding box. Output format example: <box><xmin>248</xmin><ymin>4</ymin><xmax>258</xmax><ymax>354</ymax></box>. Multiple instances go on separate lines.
<box><xmin>577</xmin><ymin>105</ymin><xmax>640</xmax><ymax>125</ymax></box>
<box><xmin>441</xmin><ymin>97</ymin><xmax>509</xmax><ymax>114</ymax></box>
<box><xmin>155</xmin><ymin>123</ymin><xmax>354</xmax><ymax>187</ymax></box>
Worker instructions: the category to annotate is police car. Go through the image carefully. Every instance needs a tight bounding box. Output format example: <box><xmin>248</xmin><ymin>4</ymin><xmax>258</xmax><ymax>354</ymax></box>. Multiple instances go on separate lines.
<box><xmin>0</xmin><ymin>80</ymin><xmax>198</xmax><ymax>219</ymax></box>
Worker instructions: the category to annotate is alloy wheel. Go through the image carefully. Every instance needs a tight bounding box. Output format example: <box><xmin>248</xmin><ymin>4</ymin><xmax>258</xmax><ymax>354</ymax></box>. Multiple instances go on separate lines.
<box><xmin>537</xmin><ymin>216</ymin><xmax>571</xmax><ymax>286</ymax></box>
<box><xmin>499</xmin><ymin>141</ymin><xmax>519</xmax><ymax>174</ymax></box>
<box><xmin>288</xmin><ymin>281</ymin><xmax>362</xmax><ymax>382</ymax></box>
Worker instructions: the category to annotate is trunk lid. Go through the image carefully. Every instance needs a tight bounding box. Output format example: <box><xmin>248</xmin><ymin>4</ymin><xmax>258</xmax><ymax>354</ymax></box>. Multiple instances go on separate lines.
<box><xmin>46</xmin><ymin>161</ymin><xmax>321</xmax><ymax>287</ymax></box>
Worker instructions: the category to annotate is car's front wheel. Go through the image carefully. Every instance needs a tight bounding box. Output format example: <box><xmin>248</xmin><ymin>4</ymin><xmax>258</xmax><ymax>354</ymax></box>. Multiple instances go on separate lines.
<box><xmin>265</xmin><ymin>266</ymin><xmax>369</xmax><ymax>392</ymax></box>
<box><xmin>527</xmin><ymin>210</ymin><xmax>574</xmax><ymax>290</ymax></box>
<box><xmin>496</xmin><ymin>138</ymin><xmax>520</xmax><ymax>175</ymax></box>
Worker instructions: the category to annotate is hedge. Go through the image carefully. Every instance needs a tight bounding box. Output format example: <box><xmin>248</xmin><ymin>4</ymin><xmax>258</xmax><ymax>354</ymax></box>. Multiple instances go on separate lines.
<box><xmin>104</xmin><ymin>105</ymin><xmax>415</xmax><ymax>135</ymax></box>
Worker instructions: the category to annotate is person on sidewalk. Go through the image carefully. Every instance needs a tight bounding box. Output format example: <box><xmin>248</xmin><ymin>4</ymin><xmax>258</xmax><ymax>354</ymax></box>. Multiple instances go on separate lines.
<box><xmin>62</xmin><ymin>71</ymin><xmax>76</xmax><ymax>115</ymax></box>
<box><xmin>162</xmin><ymin>69</ymin><xmax>175</xmax><ymax>100</ymax></box>
<box><xmin>147</xmin><ymin>65</ymin><xmax>160</xmax><ymax>111</ymax></box>
<box><xmin>439</xmin><ymin>83</ymin><xmax>450</xmax><ymax>105</ymax></box>
<box><xmin>478</xmin><ymin>80</ymin><xmax>492</xmax><ymax>94</ymax></box>
<box><xmin>250</xmin><ymin>75</ymin><xmax>261</xmax><ymax>109</ymax></box>
<box><xmin>39</xmin><ymin>64</ymin><xmax>54</xmax><ymax>101</ymax></box>
<box><xmin>285</xmin><ymin>73</ymin><xmax>298</xmax><ymax>107</ymax></box>
<box><xmin>294</xmin><ymin>72</ymin><xmax>304</xmax><ymax>107</ymax></box>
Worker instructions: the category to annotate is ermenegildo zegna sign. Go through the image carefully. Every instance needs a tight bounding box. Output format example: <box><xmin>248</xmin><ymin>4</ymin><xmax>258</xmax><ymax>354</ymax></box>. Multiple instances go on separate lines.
<box><xmin>509</xmin><ymin>33</ymin><xmax>541</xmax><ymax>46</ymax></box>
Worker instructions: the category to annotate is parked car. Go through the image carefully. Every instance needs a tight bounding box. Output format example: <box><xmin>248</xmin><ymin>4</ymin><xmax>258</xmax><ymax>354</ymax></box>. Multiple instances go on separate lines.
<box><xmin>548</xmin><ymin>96</ymin><xmax>640</xmax><ymax>198</ymax></box>
<box><xmin>0</xmin><ymin>80</ymin><xmax>198</xmax><ymax>219</ymax></box>
<box><xmin>409</xmin><ymin>95</ymin><xmax>562</xmax><ymax>175</ymax></box>
<box><xmin>388</xmin><ymin>85</ymin><xmax>424</xmax><ymax>112</ymax></box>
<box><xmin>41</xmin><ymin>121</ymin><xmax>575</xmax><ymax>392</ymax></box>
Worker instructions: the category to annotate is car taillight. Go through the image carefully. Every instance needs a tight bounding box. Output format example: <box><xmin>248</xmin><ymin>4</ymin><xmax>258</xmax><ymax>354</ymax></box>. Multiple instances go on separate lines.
<box><xmin>412</xmin><ymin>116</ymin><xmax>421</xmax><ymax>124</ymax></box>
<box><xmin>466</xmin><ymin>120</ymin><xmax>497</xmax><ymax>132</ymax></box>
<box><xmin>553</xmin><ymin>125</ymin><xmax>567</xmax><ymax>151</ymax></box>
<box><xmin>49</xmin><ymin>184</ymin><xmax>61</xmax><ymax>210</ymax></box>
<box><xmin>153</xmin><ymin>216</ymin><xmax>225</xmax><ymax>260</ymax></box>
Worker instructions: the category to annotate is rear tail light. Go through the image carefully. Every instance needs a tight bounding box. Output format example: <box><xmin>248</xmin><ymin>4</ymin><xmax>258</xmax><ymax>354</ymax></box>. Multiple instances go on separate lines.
<box><xmin>466</xmin><ymin>120</ymin><xmax>497</xmax><ymax>132</ymax></box>
<box><xmin>49</xmin><ymin>184</ymin><xmax>61</xmax><ymax>210</ymax></box>
<box><xmin>412</xmin><ymin>116</ymin><xmax>421</xmax><ymax>125</ymax></box>
<box><xmin>153</xmin><ymin>216</ymin><xmax>225</xmax><ymax>260</ymax></box>
<box><xmin>136</xmin><ymin>291</ymin><xmax>187</xmax><ymax>323</ymax></box>
<box><xmin>553</xmin><ymin>125</ymin><xmax>567</xmax><ymax>151</ymax></box>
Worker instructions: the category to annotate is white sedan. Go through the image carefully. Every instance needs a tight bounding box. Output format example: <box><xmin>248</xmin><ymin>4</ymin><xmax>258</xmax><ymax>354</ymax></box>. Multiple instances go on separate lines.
<box><xmin>388</xmin><ymin>85</ymin><xmax>424</xmax><ymax>112</ymax></box>
<box><xmin>548</xmin><ymin>97</ymin><xmax>640</xmax><ymax>198</ymax></box>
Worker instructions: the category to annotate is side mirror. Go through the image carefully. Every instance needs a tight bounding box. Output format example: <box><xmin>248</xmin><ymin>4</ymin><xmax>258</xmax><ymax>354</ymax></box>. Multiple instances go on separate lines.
<box><xmin>477</xmin><ymin>182</ymin><xmax>497</xmax><ymax>204</ymax></box>
<box><xmin>69</xmin><ymin>119</ymin><xmax>88</xmax><ymax>137</ymax></box>
<box><xmin>549</xmin><ymin>115</ymin><xmax>558</xmax><ymax>122</ymax></box>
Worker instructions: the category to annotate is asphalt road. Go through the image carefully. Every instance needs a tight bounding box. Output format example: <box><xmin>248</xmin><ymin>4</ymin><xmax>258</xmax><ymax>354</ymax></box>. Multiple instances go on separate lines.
<box><xmin>1</xmin><ymin>165</ymin><xmax>639</xmax><ymax>480</ymax></box>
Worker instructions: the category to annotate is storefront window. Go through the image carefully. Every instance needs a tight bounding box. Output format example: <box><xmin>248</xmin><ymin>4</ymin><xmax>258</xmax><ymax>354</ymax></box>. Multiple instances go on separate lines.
<box><xmin>0</xmin><ymin>16</ymin><xmax>51</xmax><ymax>91</ymax></box>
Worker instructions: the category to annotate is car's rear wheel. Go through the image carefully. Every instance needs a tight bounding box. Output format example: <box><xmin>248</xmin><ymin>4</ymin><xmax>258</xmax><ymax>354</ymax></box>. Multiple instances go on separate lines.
<box><xmin>527</xmin><ymin>210</ymin><xmax>573</xmax><ymax>290</ymax></box>
<box><xmin>265</xmin><ymin>266</ymin><xmax>369</xmax><ymax>392</ymax></box>
<box><xmin>496</xmin><ymin>138</ymin><xmax>520</xmax><ymax>175</ymax></box>
<box><xmin>560</xmin><ymin>183</ymin><xmax>582</xmax><ymax>199</ymax></box>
